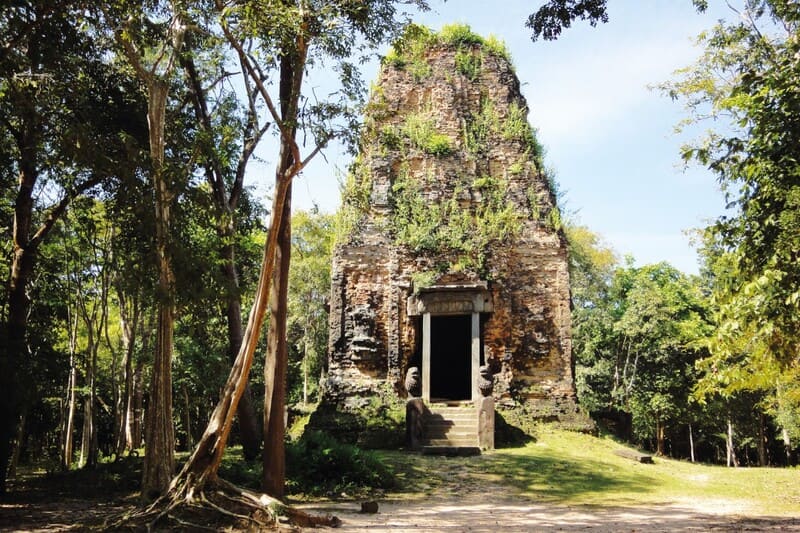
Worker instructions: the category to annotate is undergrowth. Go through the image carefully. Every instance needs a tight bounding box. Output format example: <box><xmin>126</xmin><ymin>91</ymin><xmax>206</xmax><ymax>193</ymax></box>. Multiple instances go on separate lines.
<box><xmin>286</xmin><ymin>431</ymin><xmax>396</xmax><ymax>497</ymax></box>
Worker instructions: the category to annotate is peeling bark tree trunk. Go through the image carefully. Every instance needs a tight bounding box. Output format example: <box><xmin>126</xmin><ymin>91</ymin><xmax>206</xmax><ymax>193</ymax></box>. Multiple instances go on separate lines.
<box><xmin>262</xmin><ymin>182</ymin><xmax>291</xmax><ymax>497</ymax></box>
<box><xmin>224</xmin><ymin>266</ymin><xmax>261</xmax><ymax>461</ymax></box>
<box><xmin>261</xmin><ymin>42</ymin><xmax>304</xmax><ymax>499</ymax></box>
<box><xmin>182</xmin><ymin>53</ymin><xmax>266</xmax><ymax>462</ymax></box>
<box><xmin>156</xmin><ymin>164</ymin><xmax>294</xmax><ymax>497</ymax></box>
<box><xmin>141</xmin><ymin>77</ymin><xmax>177</xmax><ymax>499</ymax></box>
<box><xmin>116</xmin><ymin>292</ymin><xmax>139</xmax><ymax>458</ymax></box>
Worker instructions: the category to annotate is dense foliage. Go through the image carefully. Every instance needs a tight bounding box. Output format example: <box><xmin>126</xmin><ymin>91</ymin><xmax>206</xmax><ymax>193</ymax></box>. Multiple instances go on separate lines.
<box><xmin>2</xmin><ymin>2</ymin><xmax>799</xmax><ymax>513</ymax></box>
<box><xmin>661</xmin><ymin>0</ymin><xmax>800</xmax><ymax>448</ymax></box>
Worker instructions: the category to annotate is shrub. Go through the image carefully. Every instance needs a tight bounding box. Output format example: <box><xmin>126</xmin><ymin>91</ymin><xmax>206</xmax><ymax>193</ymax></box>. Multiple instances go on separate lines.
<box><xmin>286</xmin><ymin>431</ymin><xmax>396</xmax><ymax>497</ymax></box>
<box><xmin>334</xmin><ymin>157</ymin><xmax>372</xmax><ymax>244</ymax></box>
<box><xmin>455</xmin><ymin>48</ymin><xmax>482</xmax><ymax>81</ymax></box>
<box><xmin>483</xmin><ymin>34</ymin><xmax>511</xmax><ymax>61</ymax></box>
<box><xmin>403</xmin><ymin>112</ymin><xmax>453</xmax><ymax>156</ymax></box>
<box><xmin>439</xmin><ymin>23</ymin><xmax>483</xmax><ymax>47</ymax></box>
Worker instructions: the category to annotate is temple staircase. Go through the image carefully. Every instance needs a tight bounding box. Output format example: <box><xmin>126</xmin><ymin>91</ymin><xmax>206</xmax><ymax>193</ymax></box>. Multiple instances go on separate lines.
<box><xmin>422</xmin><ymin>404</ymin><xmax>479</xmax><ymax>448</ymax></box>
<box><xmin>407</xmin><ymin>399</ymin><xmax>494</xmax><ymax>454</ymax></box>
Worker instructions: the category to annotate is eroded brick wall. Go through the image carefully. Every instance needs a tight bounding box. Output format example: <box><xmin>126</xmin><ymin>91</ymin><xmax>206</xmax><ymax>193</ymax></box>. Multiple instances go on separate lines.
<box><xmin>325</xmin><ymin>41</ymin><xmax>585</xmax><ymax>426</ymax></box>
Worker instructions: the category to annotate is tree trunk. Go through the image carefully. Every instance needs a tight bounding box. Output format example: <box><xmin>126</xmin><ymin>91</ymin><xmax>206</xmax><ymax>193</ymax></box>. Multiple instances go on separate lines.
<box><xmin>261</xmin><ymin>44</ymin><xmax>304</xmax><ymax>499</ymax></box>
<box><xmin>143</xmin><ymin>302</ymin><xmax>175</xmax><ymax>498</ymax></box>
<box><xmin>79</xmin><ymin>391</ymin><xmax>92</xmax><ymax>468</ymax></box>
<box><xmin>163</xmin><ymin>164</ymin><xmax>294</xmax><ymax>492</ymax></box>
<box><xmin>757</xmin><ymin>412</ymin><xmax>767</xmax><ymax>467</ymax></box>
<box><xmin>132</xmin><ymin>311</ymin><xmax>153</xmax><ymax>450</ymax></box>
<box><xmin>688</xmin><ymin>423</ymin><xmax>695</xmax><ymax>463</ymax></box>
<box><xmin>262</xmin><ymin>182</ymin><xmax>292</xmax><ymax>497</ymax></box>
<box><xmin>303</xmin><ymin>329</ymin><xmax>310</xmax><ymax>406</ymax></box>
<box><xmin>655</xmin><ymin>419</ymin><xmax>666</xmax><ymax>456</ymax></box>
<box><xmin>8</xmin><ymin>410</ymin><xmax>27</xmax><ymax>479</ymax></box>
<box><xmin>62</xmin><ymin>308</ymin><xmax>79</xmax><ymax>470</ymax></box>
<box><xmin>1</xmin><ymin>234</ymin><xmax>36</xmax><ymax>494</ymax></box>
<box><xmin>782</xmin><ymin>428</ymin><xmax>793</xmax><ymax>466</ymax></box>
<box><xmin>223</xmin><ymin>263</ymin><xmax>261</xmax><ymax>461</ymax></box>
<box><xmin>116</xmin><ymin>291</ymin><xmax>139</xmax><ymax>458</ymax></box>
<box><xmin>79</xmin><ymin>325</ymin><xmax>99</xmax><ymax>468</ymax></box>
<box><xmin>183</xmin><ymin>386</ymin><xmax>193</xmax><ymax>451</ymax></box>
<box><xmin>132</xmin><ymin>357</ymin><xmax>145</xmax><ymax>450</ymax></box>
<box><xmin>117</xmin><ymin>318</ymin><xmax>135</xmax><ymax>457</ymax></box>
<box><xmin>726</xmin><ymin>417</ymin><xmax>738</xmax><ymax>468</ymax></box>
<box><xmin>140</xmin><ymin>76</ymin><xmax>177</xmax><ymax>500</ymax></box>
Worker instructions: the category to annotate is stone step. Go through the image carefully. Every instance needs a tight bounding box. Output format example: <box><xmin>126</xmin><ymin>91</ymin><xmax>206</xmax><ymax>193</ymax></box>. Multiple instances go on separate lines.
<box><xmin>426</xmin><ymin>426</ymin><xmax>476</xmax><ymax>434</ymax></box>
<box><xmin>426</xmin><ymin>410</ymin><xmax>477</xmax><ymax>417</ymax></box>
<box><xmin>422</xmin><ymin>438</ymin><xmax>479</xmax><ymax>447</ymax></box>
<box><xmin>419</xmin><ymin>404</ymin><xmax>481</xmax><ymax>450</ymax></box>
<box><xmin>428</xmin><ymin>406</ymin><xmax>477</xmax><ymax>412</ymax></box>
<box><xmin>425</xmin><ymin>412</ymin><xmax>477</xmax><ymax>421</ymax></box>
<box><xmin>425</xmin><ymin>420</ymin><xmax>477</xmax><ymax>428</ymax></box>
<box><xmin>425</xmin><ymin>427</ymin><xmax>477</xmax><ymax>435</ymax></box>
<box><xmin>424</xmin><ymin>416</ymin><xmax>477</xmax><ymax>425</ymax></box>
<box><xmin>421</xmin><ymin>446</ymin><xmax>481</xmax><ymax>456</ymax></box>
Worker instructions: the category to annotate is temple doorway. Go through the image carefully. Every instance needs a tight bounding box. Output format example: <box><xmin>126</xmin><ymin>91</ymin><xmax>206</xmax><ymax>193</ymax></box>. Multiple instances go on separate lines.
<box><xmin>429</xmin><ymin>315</ymin><xmax>472</xmax><ymax>401</ymax></box>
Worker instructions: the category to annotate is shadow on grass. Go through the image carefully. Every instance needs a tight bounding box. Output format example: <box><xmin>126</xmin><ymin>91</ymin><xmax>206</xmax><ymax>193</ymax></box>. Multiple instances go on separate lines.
<box><xmin>378</xmin><ymin>446</ymin><xmax>658</xmax><ymax>503</ymax></box>
<box><xmin>482</xmin><ymin>451</ymin><xmax>656</xmax><ymax>501</ymax></box>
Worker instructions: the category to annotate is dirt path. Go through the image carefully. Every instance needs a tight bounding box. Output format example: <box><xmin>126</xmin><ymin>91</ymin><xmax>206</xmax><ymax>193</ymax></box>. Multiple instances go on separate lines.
<box><xmin>3</xmin><ymin>453</ymin><xmax>799</xmax><ymax>532</ymax></box>
<box><xmin>295</xmin><ymin>451</ymin><xmax>800</xmax><ymax>532</ymax></box>
<box><xmin>299</xmin><ymin>495</ymin><xmax>800</xmax><ymax>532</ymax></box>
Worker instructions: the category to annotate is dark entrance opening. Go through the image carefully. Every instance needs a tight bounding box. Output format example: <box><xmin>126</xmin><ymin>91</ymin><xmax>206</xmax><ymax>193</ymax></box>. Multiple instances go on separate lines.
<box><xmin>430</xmin><ymin>314</ymin><xmax>471</xmax><ymax>401</ymax></box>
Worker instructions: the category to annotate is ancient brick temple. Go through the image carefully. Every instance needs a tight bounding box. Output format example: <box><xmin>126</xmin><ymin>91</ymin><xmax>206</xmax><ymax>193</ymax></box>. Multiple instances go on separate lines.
<box><xmin>323</xmin><ymin>26</ymin><xmax>584</xmax><ymax>442</ymax></box>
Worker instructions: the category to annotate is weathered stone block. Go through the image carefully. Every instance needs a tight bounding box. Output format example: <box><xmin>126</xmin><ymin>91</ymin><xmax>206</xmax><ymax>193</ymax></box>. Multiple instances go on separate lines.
<box><xmin>321</xmin><ymin>26</ymin><xmax>585</xmax><ymax>441</ymax></box>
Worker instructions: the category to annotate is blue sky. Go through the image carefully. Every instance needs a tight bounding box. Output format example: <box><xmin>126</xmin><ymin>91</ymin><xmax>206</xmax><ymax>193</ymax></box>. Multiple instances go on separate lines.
<box><xmin>257</xmin><ymin>1</ymin><xmax>739</xmax><ymax>274</ymax></box>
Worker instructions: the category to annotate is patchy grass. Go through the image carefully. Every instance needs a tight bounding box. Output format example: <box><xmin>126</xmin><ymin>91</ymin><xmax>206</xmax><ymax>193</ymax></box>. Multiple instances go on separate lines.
<box><xmin>376</xmin><ymin>427</ymin><xmax>800</xmax><ymax>516</ymax></box>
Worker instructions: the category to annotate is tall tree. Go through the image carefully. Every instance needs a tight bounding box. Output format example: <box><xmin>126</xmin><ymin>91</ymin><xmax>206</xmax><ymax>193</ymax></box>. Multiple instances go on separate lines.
<box><xmin>180</xmin><ymin>27</ymin><xmax>268</xmax><ymax>461</ymax></box>
<box><xmin>106</xmin><ymin>0</ymin><xmax>189</xmax><ymax>498</ymax></box>
<box><xmin>0</xmin><ymin>0</ymin><xmax>139</xmax><ymax>492</ymax></box>
<box><xmin>287</xmin><ymin>210</ymin><xmax>334</xmax><ymax>406</ymax></box>
<box><xmin>115</xmin><ymin>0</ymin><xmax>426</xmax><ymax>527</ymax></box>
<box><xmin>665</xmin><ymin>0</ymin><xmax>800</xmax><ymax>446</ymax></box>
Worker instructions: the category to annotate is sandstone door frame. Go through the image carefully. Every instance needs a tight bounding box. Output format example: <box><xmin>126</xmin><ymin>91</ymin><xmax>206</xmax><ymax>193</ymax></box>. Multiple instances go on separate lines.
<box><xmin>406</xmin><ymin>283</ymin><xmax>492</xmax><ymax>404</ymax></box>
<box><xmin>421</xmin><ymin>311</ymin><xmax>481</xmax><ymax>403</ymax></box>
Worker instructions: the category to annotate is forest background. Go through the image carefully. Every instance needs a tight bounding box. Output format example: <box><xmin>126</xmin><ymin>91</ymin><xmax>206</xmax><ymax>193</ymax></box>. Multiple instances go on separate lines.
<box><xmin>1</xmin><ymin>0</ymin><xmax>798</xmax><ymax>522</ymax></box>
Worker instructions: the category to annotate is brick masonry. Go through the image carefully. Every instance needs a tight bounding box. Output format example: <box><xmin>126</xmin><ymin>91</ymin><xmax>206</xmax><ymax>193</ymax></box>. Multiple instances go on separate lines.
<box><xmin>323</xmin><ymin>38</ymin><xmax>587</xmax><ymax>429</ymax></box>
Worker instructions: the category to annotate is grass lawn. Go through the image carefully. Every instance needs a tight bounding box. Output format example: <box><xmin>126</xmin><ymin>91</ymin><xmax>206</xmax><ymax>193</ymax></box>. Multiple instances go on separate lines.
<box><xmin>377</xmin><ymin>427</ymin><xmax>800</xmax><ymax>516</ymax></box>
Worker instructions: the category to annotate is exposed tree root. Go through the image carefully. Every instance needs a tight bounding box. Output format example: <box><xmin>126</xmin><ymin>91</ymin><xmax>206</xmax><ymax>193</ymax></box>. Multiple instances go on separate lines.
<box><xmin>104</xmin><ymin>477</ymin><xmax>340</xmax><ymax>531</ymax></box>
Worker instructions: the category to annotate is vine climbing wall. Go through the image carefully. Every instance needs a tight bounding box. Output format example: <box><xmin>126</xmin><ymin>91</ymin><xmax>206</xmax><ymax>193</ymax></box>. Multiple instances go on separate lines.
<box><xmin>323</xmin><ymin>25</ymin><xmax>589</xmax><ymax>433</ymax></box>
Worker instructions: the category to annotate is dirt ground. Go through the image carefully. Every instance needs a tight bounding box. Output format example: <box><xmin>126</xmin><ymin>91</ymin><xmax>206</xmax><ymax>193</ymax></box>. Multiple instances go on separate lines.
<box><xmin>293</xmin><ymin>451</ymin><xmax>800</xmax><ymax>533</ymax></box>
<box><xmin>2</xmin><ymin>460</ymin><xmax>799</xmax><ymax>532</ymax></box>
<box><xmin>3</xmin><ymin>492</ymin><xmax>800</xmax><ymax>532</ymax></box>
<box><xmin>298</xmin><ymin>495</ymin><xmax>800</xmax><ymax>532</ymax></box>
